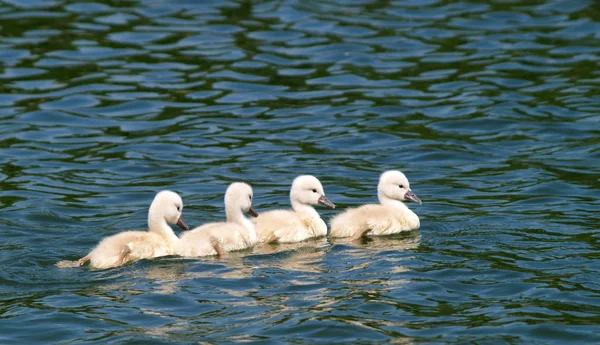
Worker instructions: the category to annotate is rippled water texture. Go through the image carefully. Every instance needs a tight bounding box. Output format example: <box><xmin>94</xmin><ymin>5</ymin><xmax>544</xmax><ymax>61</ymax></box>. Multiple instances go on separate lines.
<box><xmin>1</xmin><ymin>0</ymin><xmax>599</xmax><ymax>343</ymax></box>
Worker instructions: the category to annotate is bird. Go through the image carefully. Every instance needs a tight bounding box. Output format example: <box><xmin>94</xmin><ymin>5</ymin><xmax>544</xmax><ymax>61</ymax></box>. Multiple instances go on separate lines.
<box><xmin>253</xmin><ymin>175</ymin><xmax>335</xmax><ymax>243</ymax></box>
<box><xmin>329</xmin><ymin>170</ymin><xmax>421</xmax><ymax>240</ymax></box>
<box><xmin>56</xmin><ymin>190</ymin><xmax>189</xmax><ymax>269</ymax></box>
<box><xmin>176</xmin><ymin>182</ymin><xmax>258</xmax><ymax>257</ymax></box>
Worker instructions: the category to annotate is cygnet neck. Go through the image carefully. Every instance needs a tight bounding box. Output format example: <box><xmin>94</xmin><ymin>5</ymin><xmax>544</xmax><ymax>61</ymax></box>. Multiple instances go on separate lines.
<box><xmin>378</xmin><ymin>192</ymin><xmax>419</xmax><ymax>227</ymax></box>
<box><xmin>226</xmin><ymin>204</ymin><xmax>257</xmax><ymax>244</ymax></box>
<box><xmin>291</xmin><ymin>198</ymin><xmax>319</xmax><ymax>219</ymax></box>
<box><xmin>226</xmin><ymin>204</ymin><xmax>254</xmax><ymax>231</ymax></box>
<box><xmin>378</xmin><ymin>192</ymin><xmax>409</xmax><ymax>210</ymax></box>
<box><xmin>148</xmin><ymin>210</ymin><xmax>179</xmax><ymax>244</ymax></box>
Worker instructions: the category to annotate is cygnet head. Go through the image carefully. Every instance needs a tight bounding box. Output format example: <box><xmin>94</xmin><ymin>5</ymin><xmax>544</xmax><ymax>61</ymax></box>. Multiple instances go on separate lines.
<box><xmin>149</xmin><ymin>190</ymin><xmax>189</xmax><ymax>230</ymax></box>
<box><xmin>290</xmin><ymin>175</ymin><xmax>335</xmax><ymax>209</ymax></box>
<box><xmin>225</xmin><ymin>182</ymin><xmax>258</xmax><ymax>218</ymax></box>
<box><xmin>377</xmin><ymin>170</ymin><xmax>422</xmax><ymax>205</ymax></box>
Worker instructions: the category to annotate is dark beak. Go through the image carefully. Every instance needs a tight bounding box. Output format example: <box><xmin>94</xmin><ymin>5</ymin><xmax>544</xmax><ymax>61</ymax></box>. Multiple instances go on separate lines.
<box><xmin>247</xmin><ymin>207</ymin><xmax>259</xmax><ymax>218</ymax></box>
<box><xmin>176</xmin><ymin>217</ymin><xmax>189</xmax><ymax>230</ymax></box>
<box><xmin>404</xmin><ymin>190</ymin><xmax>422</xmax><ymax>205</ymax></box>
<box><xmin>318</xmin><ymin>195</ymin><xmax>336</xmax><ymax>209</ymax></box>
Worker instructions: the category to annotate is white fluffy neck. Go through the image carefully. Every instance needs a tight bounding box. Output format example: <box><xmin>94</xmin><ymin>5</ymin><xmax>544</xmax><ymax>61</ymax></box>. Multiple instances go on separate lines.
<box><xmin>378</xmin><ymin>193</ymin><xmax>420</xmax><ymax>228</ymax></box>
<box><xmin>226</xmin><ymin>207</ymin><xmax>257</xmax><ymax>242</ymax></box>
<box><xmin>378</xmin><ymin>192</ymin><xmax>409</xmax><ymax>210</ymax></box>
<box><xmin>148</xmin><ymin>212</ymin><xmax>179</xmax><ymax>244</ymax></box>
<box><xmin>291</xmin><ymin>199</ymin><xmax>319</xmax><ymax>219</ymax></box>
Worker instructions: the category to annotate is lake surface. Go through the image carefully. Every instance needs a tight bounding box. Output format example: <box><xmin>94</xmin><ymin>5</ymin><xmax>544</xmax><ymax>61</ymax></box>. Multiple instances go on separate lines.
<box><xmin>0</xmin><ymin>0</ymin><xmax>599</xmax><ymax>343</ymax></box>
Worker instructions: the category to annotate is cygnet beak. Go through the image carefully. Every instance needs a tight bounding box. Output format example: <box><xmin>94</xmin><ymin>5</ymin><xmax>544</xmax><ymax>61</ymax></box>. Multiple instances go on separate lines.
<box><xmin>176</xmin><ymin>217</ymin><xmax>189</xmax><ymax>230</ymax></box>
<box><xmin>404</xmin><ymin>190</ymin><xmax>422</xmax><ymax>205</ymax></box>
<box><xmin>318</xmin><ymin>195</ymin><xmax>336</xmax><ymax>209</ymax></box>
<box><xmin>247</xmin><ymin>207</ymin><xmax>259</xmax><ymax>218</ymax></box>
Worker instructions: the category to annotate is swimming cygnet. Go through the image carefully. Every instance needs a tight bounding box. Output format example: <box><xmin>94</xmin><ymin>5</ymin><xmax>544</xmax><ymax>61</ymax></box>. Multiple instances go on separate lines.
<box><xmin>56</xmin><ymin>190</ymin><xmax>189</xmax><ymax>269</ymax></box>
<box><xmin>176</xmin><ymin>182</ymin><xmax>258</xmax><ymax>257</ymax></box>
<box><xmin>329</xmin><ymin>170</ymin><xmax>421</xmax><ymax>239</ymax></box>
<box><xmin>253</xmin><ymin>175</ymin><xmax>335</xmax><ymax>243</ymax></box>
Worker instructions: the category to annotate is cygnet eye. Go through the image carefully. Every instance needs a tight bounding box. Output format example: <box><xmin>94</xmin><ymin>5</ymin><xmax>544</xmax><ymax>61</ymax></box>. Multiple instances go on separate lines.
<box><xmin>312</xmin><ymin>189</ymin><xmax>317</xmax><ymax>193</ymax></box>
<box><xmin>399</xmin><ymin>184</ymin><xmax>404</xmax><ymax>189</ymax></box>
<box><xmin>176</xmin><ymin>205</ymin><xmax>181</xmax><ymax>211</ymax></box>
<box><xmin>249</xmin><ymin>195</ymin><xmax>252</xmax><ymax>201</ymax></box>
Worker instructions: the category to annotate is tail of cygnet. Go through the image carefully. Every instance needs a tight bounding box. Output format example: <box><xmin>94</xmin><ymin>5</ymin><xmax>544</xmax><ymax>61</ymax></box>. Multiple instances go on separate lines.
<box><xmin>330</xmin><ymin>212</ymin><xmax>372</xmax><ymax>239</ymax></box>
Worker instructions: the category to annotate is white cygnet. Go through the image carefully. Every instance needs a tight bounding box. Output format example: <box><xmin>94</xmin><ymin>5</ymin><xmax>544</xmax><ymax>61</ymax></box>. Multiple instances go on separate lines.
<box><xmin>254</xmin><ymin>175</ymin><xmax>335</xmax><ymax>243</ymax></box>
<box><xmin>329</xmin><ymin>170</ymin><xmax>421</xmax><ymax>239</ymax></box>
<box><xmin>176</xmin><ymin>182</ymin><xmax>258</xmax><ymax>257</ymax></box>
<box><xmin>56</xmin><ymin>190</ymin><xmax>188</xmax><ymax>269</ymax></box>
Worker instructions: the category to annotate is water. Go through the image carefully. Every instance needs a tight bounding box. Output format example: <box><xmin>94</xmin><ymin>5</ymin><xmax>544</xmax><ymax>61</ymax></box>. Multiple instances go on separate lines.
<box><xmin>0</xmin><ymin>0</ymin><xmax>599</xmax><ymax>343</ymax></box>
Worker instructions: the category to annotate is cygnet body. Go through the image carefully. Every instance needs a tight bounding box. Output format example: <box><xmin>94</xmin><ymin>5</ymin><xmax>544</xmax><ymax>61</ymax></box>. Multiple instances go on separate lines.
<box><xmin>56</xmin><ymin>190</ymin><xmax>189</xmax><ymax>269</ymax></box>
<box><xmin>254</xmin><ymin>175</ymin><xmax>335</xmax><ymax>243</ymax></box>
<box><xmin>176</xmin><ymin>182</ymin><xmax>258</xmax><ymax>257</ymax></box>
<box><xmin>329</xmin><ymin>170</ymin><xmax>421</xmax><ymax>239</ymax></box>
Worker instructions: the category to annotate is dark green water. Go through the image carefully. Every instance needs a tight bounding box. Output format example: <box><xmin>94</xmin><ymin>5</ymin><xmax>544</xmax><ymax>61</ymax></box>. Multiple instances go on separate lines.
<box><xmin>1</xmin><ymin>0</ymin><xmax>599</xmax><ymax>343</ymax></box>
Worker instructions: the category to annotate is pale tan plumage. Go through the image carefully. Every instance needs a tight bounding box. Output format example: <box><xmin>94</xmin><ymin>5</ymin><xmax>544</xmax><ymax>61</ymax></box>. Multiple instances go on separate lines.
<box><xmin>56</xmin><ymin>190</ymin><xmax>188</xmax><ymax>269</ymax></box>
<box><xmin>255</xmin><ymin>210</ymin><xmax>326</xmax><ymax>243</ymax></box>
<box><xmin>176</xmin><ymin>182</ymin><xmax>258</xmax><ymax>257</ymax></box>
<box><xmin>329</xmin><ymin>170</ymin><xmax>421</xmax><ymax>239</ymax></box>
<box><xmin>254</xmin><ymin>175</ymin><xmax>335</xmax><ymax>244</ymax></box>
<box><xmin>81</xmin><ymin>231</ymin><xmax>171</xmax><ymax>268</ymax></box>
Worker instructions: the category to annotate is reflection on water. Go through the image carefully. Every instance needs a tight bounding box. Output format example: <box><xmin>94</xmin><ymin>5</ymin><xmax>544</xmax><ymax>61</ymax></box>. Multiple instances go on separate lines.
<box><xmin>331</xmin><ymin>233</ymin><xmax>421</xmax><ymax>252</ymax></box>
